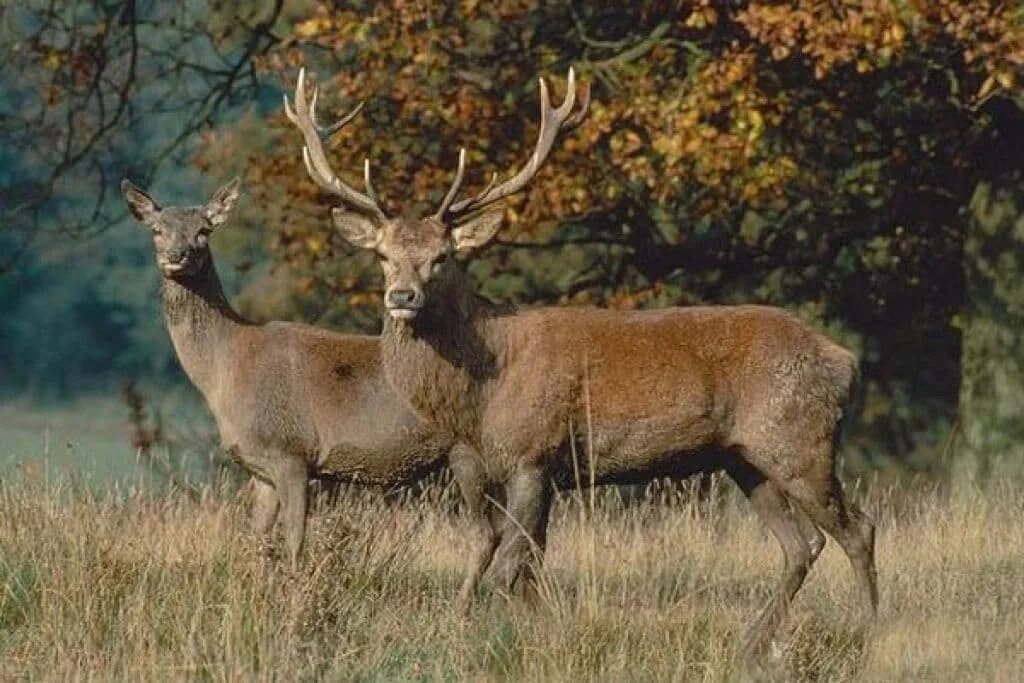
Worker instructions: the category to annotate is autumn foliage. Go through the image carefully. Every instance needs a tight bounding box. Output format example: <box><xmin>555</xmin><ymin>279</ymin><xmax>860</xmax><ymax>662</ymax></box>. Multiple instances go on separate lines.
<box><xmin>194</xmin><ymin>1</ymin><xmax>1023</xmax><ymax>466</ymax></box>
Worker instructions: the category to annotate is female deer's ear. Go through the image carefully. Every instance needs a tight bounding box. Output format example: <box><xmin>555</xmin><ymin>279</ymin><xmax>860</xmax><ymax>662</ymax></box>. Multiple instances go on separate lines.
<box><xmin>204</xmin><ymin>177</ymin><xmax>241</xmax><ymax>227</ymax></box>
<box><xmin>121</xmin><ymin>179</ymin><xmax>161</xmax><ymax>224</ymax></box>
<box><xmin>331</xmin><ymin>208</ymin><xmax>381</xmax><ymax>249</ymax></box>
<box><xmin>451</xmin><ymin>210</ymin><xmax>503</xmax><ymax>252</ymax></box>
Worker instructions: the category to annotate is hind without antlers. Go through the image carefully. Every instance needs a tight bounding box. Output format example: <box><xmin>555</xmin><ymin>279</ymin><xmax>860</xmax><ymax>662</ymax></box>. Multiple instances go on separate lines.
<box><xmin>120</xmin><ymin>177</ymin><xmax>476</xmax><ymax>572</ymax></box>
<box><xmin>288</xmin><ymin>67</ymin><xmax>877</xmax><ymax>661</ymax></box>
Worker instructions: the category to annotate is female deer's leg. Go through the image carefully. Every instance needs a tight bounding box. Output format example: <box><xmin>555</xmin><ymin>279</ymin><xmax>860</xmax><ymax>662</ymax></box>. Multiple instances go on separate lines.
<box><xmin>489</xmin><ymin>467</ymin><xmax>553</xmax><ymax>600</ymax></box>
<box><xmin>271</xmin><ymin>455</ymin><xmax>309</xmax><ymax>571</ymax></box>
<box><xmin>727</xmin><ymin>459</ymin><xmax>816</xmax><ymax>660</ymax></box>
<box><xmin>450</xmin><ymin>445</ymin><xmax>501</xmax><ymax>614</ymax></box>
<box><xmin>248</xmin><ymin>477</ymin><xmax>280</xmax><ymax>545</ymax></box>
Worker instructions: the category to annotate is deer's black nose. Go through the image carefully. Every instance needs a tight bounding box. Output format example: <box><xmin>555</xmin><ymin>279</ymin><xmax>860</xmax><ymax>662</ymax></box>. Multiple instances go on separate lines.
<box><xmin>386</xmin><ymin>289</ymin><xmax>418</xmax><ymax>308</ymax></box>
<box><xmin>167</xmin><ymin>248</ymin><xmax>187</xmax><ymax>264</ymax></box>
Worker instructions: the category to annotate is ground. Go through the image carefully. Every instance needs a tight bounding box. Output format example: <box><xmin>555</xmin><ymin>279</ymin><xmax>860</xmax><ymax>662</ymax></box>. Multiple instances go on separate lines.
<box><xmin>1</xmin><ymin>444</ymin><xmax>1022</xmax><ymax>681</ymax></box>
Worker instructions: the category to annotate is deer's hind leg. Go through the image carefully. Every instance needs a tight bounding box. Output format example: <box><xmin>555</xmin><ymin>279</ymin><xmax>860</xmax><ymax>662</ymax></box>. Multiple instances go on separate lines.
<box><xmin>791</xmin><ymin>496</ymin><xmax>826</xmax><ymax>561</ymax></box>
<box><xmin>726</xmin><ymin>457</ymin><xmax>819</xmax><ymax>661</ymax></box>
<box><xmin>779</xmin><ymin>465</ymin><xmax>878</xmax><ymax>619</ymax></box>
<box><xmin>736</xmin><ymin>400</ymin><xmax>877</xmax><ymax>624</ymax></box>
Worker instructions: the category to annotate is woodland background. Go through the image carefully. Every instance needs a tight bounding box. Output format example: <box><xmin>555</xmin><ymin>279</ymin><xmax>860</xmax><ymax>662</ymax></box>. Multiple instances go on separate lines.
<box><xmin>1</xmin><ymin>0</ymin><xmax>1023</xmax><ymax>482</ymax></box>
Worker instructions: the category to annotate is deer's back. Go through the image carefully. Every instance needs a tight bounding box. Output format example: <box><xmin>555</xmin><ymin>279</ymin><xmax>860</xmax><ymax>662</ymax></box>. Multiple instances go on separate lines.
<box><xmin>477</xmin><ymin>304</ymin><xmax>856</xmax><ymax>480</ymax></box>
<box><xmin>493</xmin><ymin>303</ymin><xmax>851</xmax><ymax>403</ymax></box>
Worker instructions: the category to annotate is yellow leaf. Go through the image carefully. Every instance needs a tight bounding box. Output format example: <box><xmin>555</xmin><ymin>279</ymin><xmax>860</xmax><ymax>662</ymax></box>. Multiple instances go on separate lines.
<box><xmin>684</xmin><ymin>11</ymin><xmax>706</xmax><ymax>29</ymax></box>
<box><xmin>294</xmin><ymin>18</ymin><xmax>327</xmax><ymax>39</ymax></box>
<box><xmin>977</xmin><ymin>74</ymin><xmax>996</xmax><ymax>101</ymax></box>
<box><xmin>748</xmin><ymin>109</ymin><xmax>764</xmax><ymax>134</ymax></box>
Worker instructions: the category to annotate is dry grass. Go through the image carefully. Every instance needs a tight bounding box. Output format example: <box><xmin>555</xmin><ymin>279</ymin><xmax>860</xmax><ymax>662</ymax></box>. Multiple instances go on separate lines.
<box><xmin>1</xmin><ymin>469</ymin><xmax>1023</xmax><ymax>682</ymax></box>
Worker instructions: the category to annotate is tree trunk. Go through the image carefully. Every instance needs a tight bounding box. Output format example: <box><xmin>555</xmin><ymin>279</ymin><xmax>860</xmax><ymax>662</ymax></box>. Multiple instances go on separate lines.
<box><xmin>957</xmin><ymin>173</ymin><xmax>1024</xmax><ymax>481</ymax></box>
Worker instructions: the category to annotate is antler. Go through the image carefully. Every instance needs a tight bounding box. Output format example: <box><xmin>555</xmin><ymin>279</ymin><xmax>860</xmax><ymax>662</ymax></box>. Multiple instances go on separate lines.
<box><xmin>284</xmin><ymin>68</ymin><xmax>386</xmax><ymax>220</ymax></box>
<box><xmin>433</xmin><ymin>67</ymin><xmax>590</xmax><ymax>222</ymax></box>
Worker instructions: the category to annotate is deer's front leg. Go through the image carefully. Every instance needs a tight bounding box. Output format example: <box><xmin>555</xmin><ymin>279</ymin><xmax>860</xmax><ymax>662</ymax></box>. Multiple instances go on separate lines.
<box><xmin>247</xmin><ymin>477</ymin><xmax>280</xmax><ymax>538</ymax></box>
<box><xmin>450</xmin><ymin>445</ymin><xmax>500</xmax><ymax>614</ymax></box>
<box><xmin>489</xmin><ymin>465</ymin><xmax>553</xmax><ymax>602</ymax></box>
<box><xmin>268</xmin><ymin>455</ymin><xmax>309</xmax><ymax>572</ymax></box>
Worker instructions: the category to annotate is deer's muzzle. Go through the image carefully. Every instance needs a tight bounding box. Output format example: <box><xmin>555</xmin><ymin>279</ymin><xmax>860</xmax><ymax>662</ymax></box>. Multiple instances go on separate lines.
<box><xmin>385</xmin><ymin>288</ymin><xmax>423</xmax><ymax>319</ymax></box>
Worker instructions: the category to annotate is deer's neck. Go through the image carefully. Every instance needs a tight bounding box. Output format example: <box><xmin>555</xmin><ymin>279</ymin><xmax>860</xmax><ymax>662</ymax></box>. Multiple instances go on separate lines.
<box><xmin>381</xmin><ymin>268</ymin><xmax>504</xmax><ymax>441</ymax></box>
<box><xmin>161</xmin><ymin>260</ymin><xmax>246</xmax><ymax>397</ymax></box>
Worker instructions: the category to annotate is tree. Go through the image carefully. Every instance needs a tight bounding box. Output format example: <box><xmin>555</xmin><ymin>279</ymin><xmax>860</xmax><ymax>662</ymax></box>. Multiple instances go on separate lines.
<box><xmin>0</xmin><ymin>0</ymin><xmax>284</xmax><ymax>272</ymax></box>
<box><xmin>958</xmin><ymin>172</ymin><xmax>1024</xmax><ymax>480</ymax></box>
<box><xmin>4</xmin><ymin>1</ymin><xmax>1021</xmax><ymax>468</ymax></box>
<box><xmin>203</xmin><ymin>1</ymin><xmax>1021</xmax><ymax>471</ymax></box>
<box><xmin>0</xmin><ymin>0</ymin><xmax>300</xmax><ymax>397</ymax></box>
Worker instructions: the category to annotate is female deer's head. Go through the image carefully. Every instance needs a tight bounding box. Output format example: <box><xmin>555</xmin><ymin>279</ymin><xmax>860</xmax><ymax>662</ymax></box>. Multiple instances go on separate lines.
<box><xmin>121</xmin><ymin>178</ymin><xmax>240</xmax><ymax>280</ymax></box>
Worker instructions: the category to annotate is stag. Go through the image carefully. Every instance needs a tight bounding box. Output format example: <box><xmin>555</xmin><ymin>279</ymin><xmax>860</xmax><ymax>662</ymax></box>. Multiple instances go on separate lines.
<box><xmin>287</xmin><ymin>68</ymin><xmax>878</xmax><ymax>657</ymax></box>
<box><xmin>120</xmin><ymin>178</ymin><xmax>471</xmax><ymax>570</ymax></box>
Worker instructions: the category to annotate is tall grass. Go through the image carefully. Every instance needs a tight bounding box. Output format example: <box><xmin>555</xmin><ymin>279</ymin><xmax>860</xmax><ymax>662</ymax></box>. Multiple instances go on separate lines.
<box><xmin>1</xmin><ymin>466</ymin><xmax>1022</xmax><ymax>681</ymax></box>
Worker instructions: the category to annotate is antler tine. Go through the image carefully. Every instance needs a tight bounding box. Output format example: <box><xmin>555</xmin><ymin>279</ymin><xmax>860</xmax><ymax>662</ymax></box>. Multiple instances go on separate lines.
<box><xmin>325</xmin><ymin>100</ymin><xmax>365</xmax><ymax>136</ymax></box>
<box><xmin>468</xmin><ymin>172</ymin><xmax>499</xmax><ymax>205</ymax></box>
<box><xmin>284</xmin><ymin>67</ymin><xmax>385</xmax><ymax>219</ymax></box>
<box><xmin>565</xmin><ymin>80</ymin><xmax>591</xmax><ymax>130</ymax></box>
<box><xmin>432</xmin><ymin>148</ymin><xmax>467</xmax><ymax>221</ymax></box>
<box><xmin>364</xmin><ymin>159</ymin><xmax>379</xmax><ymax>205</ymax></box>
<box><xmin>552</xmin><ymin>66</ymin><xmax>576</xmax><ymax>119</ymax></box>
<box><xmin>442</xmin><ymin>67</ymin><xmax>588</xmax><ymax>219</ymax></box>
<box><xmin>307</xmin><ymin>80</ymin><xmax>366</xmax><ymax>137</ymax></box>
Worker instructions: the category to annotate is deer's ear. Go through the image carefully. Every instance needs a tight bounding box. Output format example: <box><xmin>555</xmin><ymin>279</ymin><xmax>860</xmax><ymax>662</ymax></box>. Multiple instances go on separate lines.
<box><xmin>203</xmin><ymin>177</ymin><xmax>241</xmax><ymax>227</ymax></box>
<box><xmin>331</xmin><ymin>208</ymin><xmax>381</xmax><ymax>249</ymax></box>
<box><xmin>121</xmin><ymin>179</ymin><xmax>161</xmax><ymax>224</ymax></box>
<box><xmin>451</xmin><ymin>210</ymin><xmax>503</xmax><ymax>253</ymax></box>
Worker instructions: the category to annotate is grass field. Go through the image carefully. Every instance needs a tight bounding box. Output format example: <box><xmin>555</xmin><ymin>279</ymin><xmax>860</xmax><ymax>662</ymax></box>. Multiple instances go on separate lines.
<box><xmin>0</xmin><ymin>398</ymin><xmax>139</xmax><ymax>484</ymax></box>
<box><xmin>1</xmin><ymin>460</ymin><xmax>1022</xmax><ymax>682</ymax></box>
<box><xmin>0</xmin><ymin>394</ymin><xmax>215</xmax><ymax>487</ymax></box>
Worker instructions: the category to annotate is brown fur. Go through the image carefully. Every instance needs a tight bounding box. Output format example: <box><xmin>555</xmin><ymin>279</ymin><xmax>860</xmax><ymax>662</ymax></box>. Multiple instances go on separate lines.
<box><xmin>289</xmin><ymin>65</ymin><xmax>877</xmax><ymax>655</ymax></box>
<box><xmin>335</xmin><ymin>215</ymin><xmax>878</xmax><ymax>658</ymax></box>
<box><xmin>162</xmin><ymin>277</ymin><xmax>452</xmax><ymax>487</ymax></box>
<box><xmin>121</xmin><ymin>179</ymin><xmax>459</xmax><ymax>569</ymax></box>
